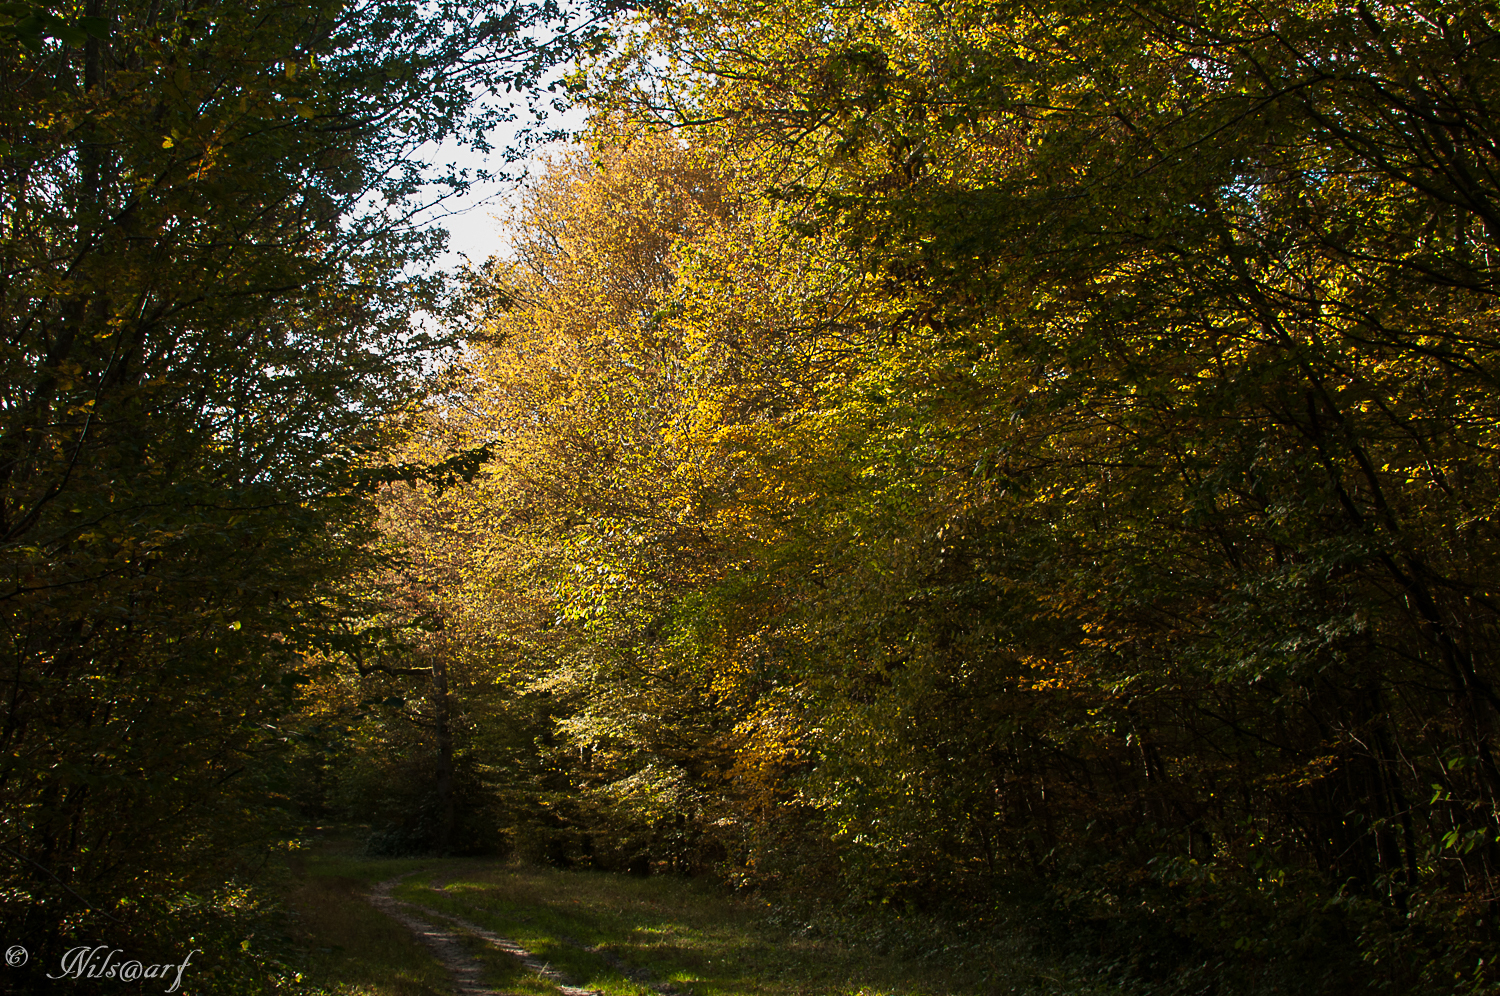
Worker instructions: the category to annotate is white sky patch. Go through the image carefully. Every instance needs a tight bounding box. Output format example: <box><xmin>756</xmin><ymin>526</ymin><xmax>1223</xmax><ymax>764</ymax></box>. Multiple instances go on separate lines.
<box><xmin>425</xmin><ymin>98</ymin><xmax>590</xmax><ymax>271</ymax></box>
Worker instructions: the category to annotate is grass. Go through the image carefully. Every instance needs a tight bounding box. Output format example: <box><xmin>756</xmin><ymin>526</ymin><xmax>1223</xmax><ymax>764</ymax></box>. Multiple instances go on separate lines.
<box><xmin>275</xmin><ymin>837</ymin><xmax>1101</xmax><ymax>996</ymax></box>
<box><xmin>384</xmin><ymin>865</ymin><xmax>1024</xmax><ymax>996</ymax></box>
<box><xmin>278</xmin><ymin>845</ymin><xmax>452</xmax><ymax>996</ymax></box>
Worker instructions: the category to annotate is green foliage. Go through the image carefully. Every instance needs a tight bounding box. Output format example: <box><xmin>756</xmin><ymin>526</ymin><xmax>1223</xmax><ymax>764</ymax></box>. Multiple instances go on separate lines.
<box><xmin>0</xmin><ymin>3</ymin><xmax>107</xmax><ymax>52</ymax></box>
<box><xmin>562</xmin><ymin>0</ymin><xmax>1500</xmax><ymax>988</ymax></box>
<box><xmin>321</xmin><ymin>0</ymin><xmax>1500</xmax><ymax>992</ymax></box>
<box><xmin>0</xmin><ymin>0</ymin><xmax>597</xmax><ymax>963</ymax></box>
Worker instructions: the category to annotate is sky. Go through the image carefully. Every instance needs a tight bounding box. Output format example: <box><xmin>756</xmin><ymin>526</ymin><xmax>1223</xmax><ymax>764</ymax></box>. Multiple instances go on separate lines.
<box><xmin>428</xmin><ymin>166</ymin><xmax>517</xmax><ymax>270</ymax></box>
<box><xmin>424</xmin><ymin>83</ymin><xmax>592</xmax><ymax>271</ymax></box>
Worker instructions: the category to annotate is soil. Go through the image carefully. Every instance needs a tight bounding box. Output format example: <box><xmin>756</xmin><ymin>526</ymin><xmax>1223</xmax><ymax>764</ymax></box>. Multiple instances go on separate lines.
<box><xmin>367</xmin><ymin>872</ymin><xmax>606</xmax><ymax>996</ymax></box>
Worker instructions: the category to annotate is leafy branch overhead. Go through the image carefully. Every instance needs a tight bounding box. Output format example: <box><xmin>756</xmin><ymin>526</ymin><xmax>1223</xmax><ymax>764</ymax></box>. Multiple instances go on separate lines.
<box><xmin>0</xmin><ymin>2</ymin><xmax>106</xmax><ymax>50</ymax></box>
<box><xmin>0</xmin><ymin>0</ymin><xmax>606</xmax><ymax>977</ymax></box>
<box><xmin>5</xmin><ymin>0</ymin><xmax>1500</xmax><ymax>994</ymax></box>
<box><xmin>371</xmin><ymin>3</ymin><xmax>1500</xmax><ymax>992</ymax></box>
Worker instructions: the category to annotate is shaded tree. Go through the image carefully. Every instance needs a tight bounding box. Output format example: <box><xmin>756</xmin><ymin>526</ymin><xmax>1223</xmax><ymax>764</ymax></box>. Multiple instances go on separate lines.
<box><xmin>0</xmin><ymin>0</ymin><xmax>594</xmax><ymax>974</ymax></box>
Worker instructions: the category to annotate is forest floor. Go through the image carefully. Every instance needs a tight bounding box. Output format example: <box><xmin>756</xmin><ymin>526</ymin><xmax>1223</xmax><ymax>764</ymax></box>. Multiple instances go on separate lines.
<box><xmin>278</xmin><ymin>837</ymin><xmax>1102</xmax><ymax>996</ymax></box>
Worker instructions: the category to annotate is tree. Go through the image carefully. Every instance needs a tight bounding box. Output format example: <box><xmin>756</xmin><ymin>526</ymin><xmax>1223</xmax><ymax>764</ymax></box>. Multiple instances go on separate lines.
<box><xmin>369</xmin><ymin>127</ymin><xmax>845</xmax><ymax>873</ymax></box>
<box><xmin>578</xmin><ymin>0</ymin><xmax>1500</xmax><ymax>988</ymax></box>
<box><xmin>0</xmin><ymin>0</ymin><xmax>589</xmax><ymax>971</ymax></box>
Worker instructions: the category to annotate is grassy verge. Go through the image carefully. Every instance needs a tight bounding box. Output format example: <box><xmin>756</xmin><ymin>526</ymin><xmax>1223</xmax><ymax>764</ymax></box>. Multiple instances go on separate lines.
<box><xmin>278</xmin><ymin>843</ymin><xmax>451</xmax><ymax>996</ymax></box>
<box><xmin>278</xmin><ymin>841</ymin><xmax>1100</xmax><ymax>996</ymax></box>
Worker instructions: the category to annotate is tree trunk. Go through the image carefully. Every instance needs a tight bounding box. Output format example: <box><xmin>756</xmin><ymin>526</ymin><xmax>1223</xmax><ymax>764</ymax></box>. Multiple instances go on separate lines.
<box><xmin>430</xmin><ymin>653</ymin><xmax>456</xmax><ymax>855</ymax></box>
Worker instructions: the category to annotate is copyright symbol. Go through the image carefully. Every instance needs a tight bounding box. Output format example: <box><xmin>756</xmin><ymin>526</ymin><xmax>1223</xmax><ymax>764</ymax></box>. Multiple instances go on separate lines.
<box><xmin>4</xmin><ymin>945</ymin><xmax>26</xmax><ymax>967</ymax></box>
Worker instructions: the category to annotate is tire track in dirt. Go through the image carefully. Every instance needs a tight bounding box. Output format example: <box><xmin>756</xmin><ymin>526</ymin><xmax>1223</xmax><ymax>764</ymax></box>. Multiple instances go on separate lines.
<box><xmin>367</xmin><ymin>873</ymin><xmax>508</xmax><ymax>995</ymax></box>
<box><xmin>426</xmin><ymin>878</ymin><xmax>682</xmax><ymax>996</ymax></box>
<box><xmin>368</xmin><ymin>873</ymin><xmax>605</xmax><ymax>996</ymax></box>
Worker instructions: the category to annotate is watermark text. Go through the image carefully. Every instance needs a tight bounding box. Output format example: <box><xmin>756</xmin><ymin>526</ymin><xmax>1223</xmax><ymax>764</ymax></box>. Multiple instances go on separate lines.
<box><xmin>45</xmin><ymin>945</ymin><xmax>201</xmax><ymax>992</ymax></box>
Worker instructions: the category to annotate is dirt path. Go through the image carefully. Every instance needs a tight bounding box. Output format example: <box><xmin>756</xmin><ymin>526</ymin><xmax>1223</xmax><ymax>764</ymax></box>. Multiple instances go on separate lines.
<box><xmin>429</xmin><ymin>879</ymin><xmax>682</xmax><ymax>996</ymax></box>
<box><xmin>368</xmin><ymin>873</ymin><xmax>605</xmax><ymax>996</ymax></box>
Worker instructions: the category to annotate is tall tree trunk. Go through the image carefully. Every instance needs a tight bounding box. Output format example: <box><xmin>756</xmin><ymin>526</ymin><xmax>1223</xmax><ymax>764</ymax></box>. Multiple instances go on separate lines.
<box><xmin>430</xmin><ymin>653</ymin><xmax>456</xmax><ymax>855</ymax></box>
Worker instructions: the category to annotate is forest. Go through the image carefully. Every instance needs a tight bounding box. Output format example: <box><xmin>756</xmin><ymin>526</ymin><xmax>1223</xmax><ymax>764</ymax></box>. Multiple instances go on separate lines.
<box><xmin>2</xmin><ymin>0</ymin><xmax>1499</xmax><ymax>993</ymax></box>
